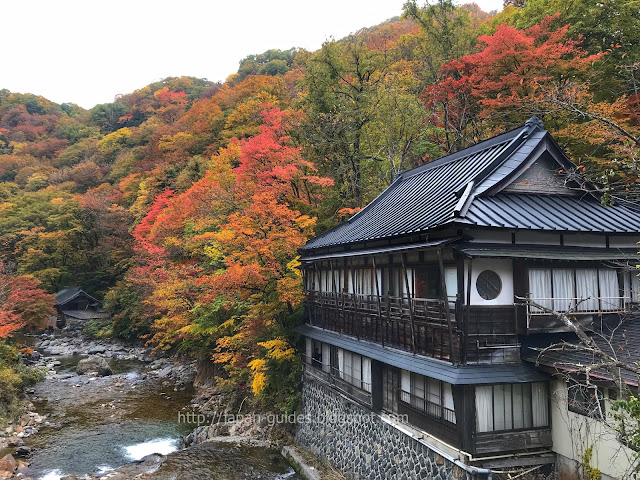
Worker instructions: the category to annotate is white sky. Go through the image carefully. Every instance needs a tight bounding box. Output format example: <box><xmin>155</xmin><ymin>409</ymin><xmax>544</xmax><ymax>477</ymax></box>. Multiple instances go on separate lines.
<box><xmin>2</xmin><ymin>0</ymin><xmax>503</xmax><ymax>109</ymax></box>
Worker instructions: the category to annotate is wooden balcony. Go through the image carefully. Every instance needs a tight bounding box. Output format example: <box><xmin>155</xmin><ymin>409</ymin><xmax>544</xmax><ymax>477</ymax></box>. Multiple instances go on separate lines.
<box><xmin>307</xmin><ymin>291</ymin><xmax>463</xmax><ymax>363</ymax></box>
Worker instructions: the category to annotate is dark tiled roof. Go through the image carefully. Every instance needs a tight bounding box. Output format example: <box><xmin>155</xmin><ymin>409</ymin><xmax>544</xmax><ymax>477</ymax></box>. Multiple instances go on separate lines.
<box><xmin>463</xmin><ymin>194</ymin><xmax>640</xmax><ymax>233</ymax></box>
<box><xmin>302</xmin><ymin>117</ymin><xmax>640</xmax><ymax>252</ymax></box>
<box><xmin>296</xmin><ymin>325</ymin><xmax>549</xmax><ymax>385</ymax></box>
<box><xmin>55</xmin><ymin>287</ymin><xmax>100</xmax><ymax>306</ymax></box>
<box><xmin>303</xmin><ymin>126</ymin><xmax>527</xmax><ymax>251</ymax></box>
<box><xmin>524</xmin><ymin>313</ymin><xmax>640</xmax><ymax>386</ymax></box>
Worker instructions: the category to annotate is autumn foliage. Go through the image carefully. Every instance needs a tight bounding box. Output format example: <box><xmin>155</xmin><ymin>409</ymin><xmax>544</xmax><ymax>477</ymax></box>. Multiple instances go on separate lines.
<box><xmin>0</xmin><ymin>274</ymin><xmax>54</xmax><ymax>338</ymax></box>
<box><xmin>1</xmin><ymin>0</ymin><xmax>639</xmax><ymax>412</ymax></box>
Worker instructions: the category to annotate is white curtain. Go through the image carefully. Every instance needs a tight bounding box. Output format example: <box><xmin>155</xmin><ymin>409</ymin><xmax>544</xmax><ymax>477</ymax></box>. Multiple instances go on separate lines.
<box><xmin>400</xmin><ymin>369</ymin><xmax>410</xmax><ymax>392</ymax></box>
<box><xmin>305</xmin><ymin>338</ymin><xmax>312</xmax><ymax>364</ymax></box>
<box><xmin>445</xmin><ymin>267</ymin><xmax>457</xmax><ymax>308</ymax></box>
<box><xmin>632</xmin><ymin>272</ymin><xmax>640</xmax><ymax>303</ymax></box>
<box><xmin>493</xmin><ymin>385</ymin><xmax>507</xmax><ymax>431</ymax></box>
<box><xmin>362</xmin><ymin>357</ymin><xmax>372</xmax><ymax>393</ymax></box>
<box><xmin>343</xmin><ymin>350</ymin><xmax>352</xmax><ymax>380</ymax></box>
<box><xmin>475</xmin><ymin>386</ymin><xmax>494</xmax><ymax>432</ymax></box>
<box><xmin>405</xmin><ymin>267</ymin><xmax>415</xmax><ymax>298</ymax></box>
<box><xmin>337</xmin><ymin>348</ymin><xmax>344</xmax><ymax>378</ymax></box>
<box><xmin>576</xmin><ymin>268</ymin><xmax>599</xmax><ymax>311</ymax></box>
<box><xmin>529</xmin><ymin>269</ymin><xmax>552</xmax><ymax>311</ymax></box>
<box><xmin>428</xmin><ymin>378</ymin><xmax>441</xmax><ymax>405</ymax></box>
<box><xmin>522</xmin><ymin>383</ymin><xmax>533</xmax><ymax>428</ymax></box>
<box><xmin>512</xmin><ymin>383</ymin><xmax>525</xmax><ymax>429</ymax></box>
<box><xmin>599</xmin><ymin>269</ymin><xmax>620</xmax><ymax>311</ymax></box>
<box><xmin>362</xmin><ymin>269</ymin><xmax>373</xmax><ymax>297</ymax></box>
<box><xmin>552</xmin><ymin>269</ymin><xmax>575</xmax><ymax>312</ymax></box>
<box><xmin>347</xmin><ymin>269</ymin><xmax>355</xmax><ymax>294</ymax></box>
<box><xmin>375</xmin><ymin>268</ymin><xmax>383</xmax><ymax>296</ymax></box>
<box><xmin>532</xmin><ymin>382</ymin><xmax>549</xmax><ymax>427</ymax></box>
<box><xmin>443</xmin><ymin>383</ymin><xmax>456</xmax><ymax>423</ymax></box>
<box><xmin>352</xmin><ymin>353</ymin><xmax>362</xmax><ymax>386</ymax></box>
<box><xmin>321</xmin><ymin>343</ymin><xmax>330</xmax><ymax>373</ymax></box>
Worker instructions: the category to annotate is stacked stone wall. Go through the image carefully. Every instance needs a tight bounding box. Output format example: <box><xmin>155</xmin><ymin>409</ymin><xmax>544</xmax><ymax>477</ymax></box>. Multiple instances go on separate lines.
<box><xmin>296</xmin><ymin>375</ymin><xmax>486</xmax><ymax>480</ymax></box>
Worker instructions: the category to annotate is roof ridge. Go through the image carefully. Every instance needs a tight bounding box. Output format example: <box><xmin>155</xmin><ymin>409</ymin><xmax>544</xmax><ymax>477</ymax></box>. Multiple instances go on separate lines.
<box><xmin>401</xmin><ymin>123</ymin><xmax>528</xmax><ymax>179</ymax></box>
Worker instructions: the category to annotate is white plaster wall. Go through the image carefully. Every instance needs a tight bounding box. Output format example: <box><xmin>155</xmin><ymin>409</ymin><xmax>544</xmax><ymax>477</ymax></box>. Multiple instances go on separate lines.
<box><xmin>466</xmin><ymin>229</ymin><xmax>512</xmax><ymax>243</ymax></box>
<box><xmin>550</xmin><ymin>379</ymin><xmax>634</xmax><ymax>479</ymax></box>
<box><xmin>563</xmin><ymin>234</ymin><xmax>607</xmax><ymax>248</ymax></box>
<box><xmin>515</xmin><ymin>231</ymin><xmax>561</xmax><ymax>245</ymax></box>
<box><xmin>609</xmin><ymin>236</ymin><xmax>640</xmax><ymax>249</ymax></box>
<box><xmin>465</xmin><ymin>258</ymin><xmax>514</xmax><ymax>306</ymax></box>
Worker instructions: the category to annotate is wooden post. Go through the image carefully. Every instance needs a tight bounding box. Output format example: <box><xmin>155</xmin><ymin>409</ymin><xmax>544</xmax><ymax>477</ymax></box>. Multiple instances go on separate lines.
<box><xmin>340</xmin><ymin>258</ymin><xmax>347</xmax><ymax>332</ymax></box>
<box><xmin>466</xmin><ymin>258</ymin><xmax>473</xmax><ymax>363</ymax></box>
<box><xmin>350</xmin><ymin>263</ymin><xmax>358</xmax><ymax>339</ymax></box>
<box><xmin>401</xmin><ymin>253</ymin><xmax>417</xmax><ymax>352</ymax></box>
<box><xmin>329</xmin><ymin>259</ymin><xmax>340</xmax><ymax>332</ymax></box>
<box><xmin>385</xmin><ymin>288</ymin><xmax>392</xmax><ymax>346</ymax></box>
<box><xmin>308</xmin><ymin>263</ymin><xmax>316</xmax><ymax>326</ymax></box>
<box><xmin>372</xmin><ymin>256</ymin><xmax>383</xmax><ymax>346</ymax></box>
<box><xmin>438</xmin><ymin>248</ymin><xmax>457</xmax><ymax>364</ymax></box>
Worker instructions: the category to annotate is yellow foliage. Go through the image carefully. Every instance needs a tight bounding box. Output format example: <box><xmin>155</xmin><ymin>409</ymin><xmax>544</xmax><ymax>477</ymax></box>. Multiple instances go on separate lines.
<box><xmin>248</xmin><ymin>358</ymin><xmax>268</xmax><ymax>394</ymax></box>
<box><xmin>286</xmin><ymin>256</ymin><xmax>302</xmax><ymax>277</ymax></box>
<box><xmin>258</xmin><ymin>338</ymin><xmax>295</xmax><ymax>361</ymax></box>
<box><xmin>251</xmin><ymin>371</ymin><xmax>267</xmax><ymax>395</ymax></box>
<box><xmin>50</xmin><ymin>197</ymin><xmax>64</xmax><ymax>205</ymax></box>
<box><xmin>97</xmin><ymin>128</ymin><xmax>132</xmax><ymax>152</ymax></box>
<box><xmin>0</xmin><ymin>202</ymin><xmax>16</xmax><ymax>212</ymax></box>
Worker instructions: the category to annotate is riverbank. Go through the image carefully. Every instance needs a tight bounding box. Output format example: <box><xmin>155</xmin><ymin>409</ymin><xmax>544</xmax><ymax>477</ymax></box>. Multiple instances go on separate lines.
<box><xmin>0</xmin><ymin>330</ymin><xmax>310</xmax><ymax>480</ymax></box>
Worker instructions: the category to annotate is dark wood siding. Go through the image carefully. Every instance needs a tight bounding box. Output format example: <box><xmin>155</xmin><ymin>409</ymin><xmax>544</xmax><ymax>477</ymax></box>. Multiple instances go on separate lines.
<box><xmin>465</xmin><ymin>306</ymin><xmax>520</xmax><ymax>364</ymax></box>
<box><xmin>473</xmin><ymin>429</ymin><xmax>552</xmax><ymax>455</ymax></box>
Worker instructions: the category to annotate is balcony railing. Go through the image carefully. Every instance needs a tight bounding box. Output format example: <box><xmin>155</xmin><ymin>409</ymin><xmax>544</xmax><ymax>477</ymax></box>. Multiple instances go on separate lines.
<box><xmin>399</xmin><ymin>389</ymin><xmax>456</xmax><ymax>425</ymax></box>
<box><xmin>526</xmin><ymin>296</ymin><xmax>628</xmax><ymax>327</ymax></box>
<box><xmin>307</xmin><ymin>290</ymin><xmax>462</xmax><ymax>363</ymax></box>
<box><xmin>302</xmin><ymin>355</ymin><xmax>372</xmax><ymax>395</ymax></box>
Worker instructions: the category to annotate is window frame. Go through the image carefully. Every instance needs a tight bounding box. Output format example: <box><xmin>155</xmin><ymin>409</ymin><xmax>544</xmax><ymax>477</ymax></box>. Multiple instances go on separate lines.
<box><xmin>399</xmin><ymin>371</ymin><xmax>456</xmax><ymax>425</ymax></box>
<box><xmin>527</xmin><ymin>266</ymin><xmax>624</xmax><ymax>313</ymax></box>
<box><xmin>475</xmin><ymin>382</ymin><xmax>549</xmax><ymax>433</ymax></box>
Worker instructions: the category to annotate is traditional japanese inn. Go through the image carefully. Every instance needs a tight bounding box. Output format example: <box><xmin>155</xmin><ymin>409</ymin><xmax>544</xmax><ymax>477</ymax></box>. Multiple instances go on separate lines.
<box><xmin>295</xmin><ymin>117</ymin><xmax>640</xmax><ymax>480</ymax></box>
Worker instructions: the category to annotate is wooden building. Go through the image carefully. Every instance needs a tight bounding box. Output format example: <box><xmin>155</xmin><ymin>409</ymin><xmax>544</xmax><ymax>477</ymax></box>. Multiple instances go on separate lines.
<box><xmin>296</xmin><ymin>117</ymin><xmax>640</xmax><ymax>476</ymax></box>
<box><xmin>54</xmin><ymin>286</ymin><xmax>109</xmax><ymax>329</ymax></box>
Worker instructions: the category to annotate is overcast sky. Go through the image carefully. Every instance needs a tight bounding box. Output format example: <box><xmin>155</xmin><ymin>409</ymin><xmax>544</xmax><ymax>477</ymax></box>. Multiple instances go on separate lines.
<box><xmin>2</xmin><ymin>0</ymin><xmax>503</xmax><ymax>109</ymax></box>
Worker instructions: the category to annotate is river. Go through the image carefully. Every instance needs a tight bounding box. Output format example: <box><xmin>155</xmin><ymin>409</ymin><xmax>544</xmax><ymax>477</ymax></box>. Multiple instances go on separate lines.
<box><xmin>7</xmin><ymin>346</ymin><xmax>299</xmax><ymax>480</ymax></box>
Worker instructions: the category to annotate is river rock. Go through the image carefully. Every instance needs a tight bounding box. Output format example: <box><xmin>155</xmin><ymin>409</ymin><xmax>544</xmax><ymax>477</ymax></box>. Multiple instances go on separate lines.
<box><xmin>0</xmin><ymin>454</ymin><xmax>17</xmax><ymax>478</ymax></box>
<box><xmin>88</xmin><ymin>345</ymin><xmax>106</xmax><ymax>354</ymax></box>
<box><xmin>5</xmin><ymin>437</ymin><xmax>24</xmax><ymax>447</ymax></box>
<box><xmin>76</xmin><ymin>356</ymin><xmax>112</xmax><ymax>376</ymax></box>
<box><xmin>156</xmin><ymin>366</ymin><xmax>173</xmax><ymax>378</ymax></box>
<box><xmin>14</xmin><ymin>445</ymin><xmax>33</xmax><ymax>456</ymax></box>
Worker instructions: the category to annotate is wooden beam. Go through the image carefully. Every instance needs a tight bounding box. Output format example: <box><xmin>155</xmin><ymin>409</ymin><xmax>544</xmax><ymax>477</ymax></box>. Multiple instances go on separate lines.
<box><xmin>308</xmin><ymin>262</ymin><xmax>317</xmax><ymax>326</ymax></box>
<box><xmin>372</xmin><ymin>256</ymin><xmax>384</xmax><ymax>347</ymax></box>
<box><xmin>438</xmin><ymin>248</ymin><xmax>457</xmax><ymax>364</ymax></box>
<box><xmin>350</xmin><ymin>263</ymin><xmax>358</xmax><ymax>339</ymax></box>
<box><xmin>401</xmin><ymin>253</ymin><xmax>417</xmax><ymax>352</ymax></box>
<box><xmin>466</xmin><ymin>258</ymin><xmax>474</xmax><ymax>363</ymax></box>
<box><xmin>330</xmin><ymin>259</ymin><xmax>340</xmax><ymax>333</ymax></box>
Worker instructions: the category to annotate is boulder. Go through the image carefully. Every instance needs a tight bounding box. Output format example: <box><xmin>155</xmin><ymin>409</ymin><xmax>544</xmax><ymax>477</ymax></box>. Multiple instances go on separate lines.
<box><xmin>14</xmin><ymin>445</ymin><xmax>33</xmax><ymax>456</ymax></box>
<box><xmin>88</xmin><ymin>345</ymin><xmax>106</xmax><ymax>354</ymax></box>
<box><xmin>76</xmin><ymin>356</ymin><xmax>112</xmax><ymax>376</ymax></box>
<box><xmin>0</xmin><ymin>454</ymin><xmax>17</xmax><ymax>478</ymax></box>
<box><xmin>156</xmin><ymin>366</ymin><xmax>173</xmax><ymax>378</ymax></box>
<box><xmin>5</xmin><ymin>437</ymin><xmax>23</xmax><ymax>447</ymax></box>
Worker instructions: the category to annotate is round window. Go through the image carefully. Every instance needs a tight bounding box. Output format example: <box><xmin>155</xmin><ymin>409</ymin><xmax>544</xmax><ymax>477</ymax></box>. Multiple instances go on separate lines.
<box><xmin>476</xmin><ymin>270</ymin><xmax>502</xmax><ymax>300</ymax></box>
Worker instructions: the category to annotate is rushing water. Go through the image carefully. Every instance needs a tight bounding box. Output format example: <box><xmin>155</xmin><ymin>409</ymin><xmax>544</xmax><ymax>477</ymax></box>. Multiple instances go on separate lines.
<box><xmin>18</xmin><ymin>351</ymin><xmax>299</xmax><ymax>480</ymax></box>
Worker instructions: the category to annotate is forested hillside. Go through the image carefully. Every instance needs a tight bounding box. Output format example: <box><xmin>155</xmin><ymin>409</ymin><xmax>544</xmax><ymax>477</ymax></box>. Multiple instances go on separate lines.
<box><xmin>1</xmin><ymin>0</ymin><xmax>638</xmax><ymax>413</ymax></box>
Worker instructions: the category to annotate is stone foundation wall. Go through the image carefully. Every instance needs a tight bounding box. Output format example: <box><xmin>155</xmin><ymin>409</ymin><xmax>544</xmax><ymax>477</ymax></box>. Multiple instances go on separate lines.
<box><xmin>296</xmin><ymin>374</ymin><xmax>486</xmax><ymax>480</ymax></box>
